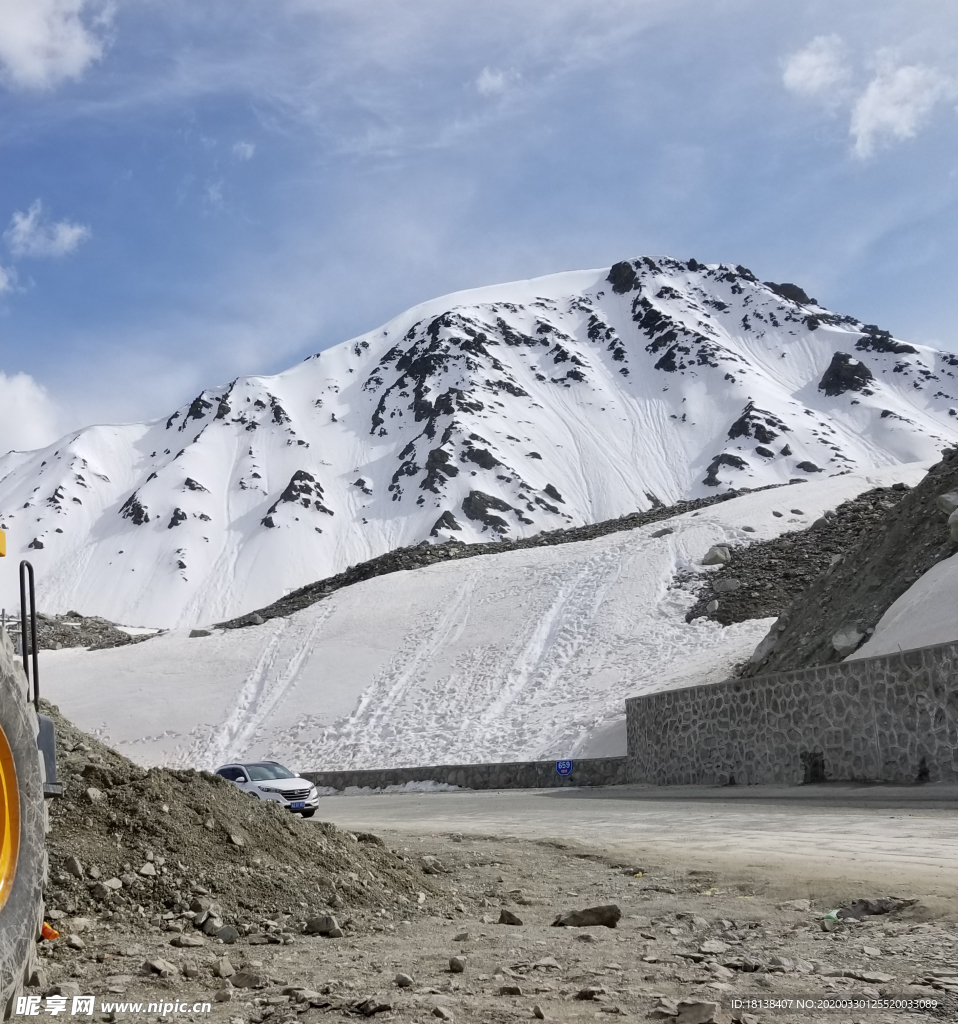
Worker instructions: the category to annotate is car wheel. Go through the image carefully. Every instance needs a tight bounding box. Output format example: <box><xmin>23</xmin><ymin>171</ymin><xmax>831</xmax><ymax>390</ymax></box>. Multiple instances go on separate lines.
<box><xmin>300</xmin><ymin>809</ymin><xmax>316</xmax><ymax>818</ymax></box>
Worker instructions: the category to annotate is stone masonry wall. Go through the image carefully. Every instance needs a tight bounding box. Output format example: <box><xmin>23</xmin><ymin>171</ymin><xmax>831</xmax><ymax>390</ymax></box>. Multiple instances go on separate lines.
<box><xmin>303</xmin><ymin>756</ymin><xmax>628</xmax><ymax>792</ymax></box>
<box><xmin>627</xmin><ymin>641</ymin><xmax>958</xmax><ymax>786</ymax></box>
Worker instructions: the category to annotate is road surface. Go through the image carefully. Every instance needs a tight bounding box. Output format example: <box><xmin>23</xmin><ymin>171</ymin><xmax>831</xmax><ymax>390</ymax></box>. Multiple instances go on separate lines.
<box><xmin>314</xmin><ymin>784</ymin><xmax>958</xmax><ymax>898</ymax></box>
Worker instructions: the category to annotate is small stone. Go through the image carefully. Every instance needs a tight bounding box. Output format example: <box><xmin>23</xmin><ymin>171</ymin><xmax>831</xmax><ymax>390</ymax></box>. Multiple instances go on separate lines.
<box><xmin>213</xmin><ymin>988</ymin><xmax>233</xmax><ymax>1003</ymax></box>
<box><xmin>394</xmin><ymin>973</ymin><xmax>413</xmax><ymax>988</ymax></box>
<box><xmin>432</xmin><ymin>1009</ymin><xmax>453</xmax><ymax>1021</ymax></box>
<box><xmin>69</xmin><ymin>917</ymin><xmax>92</xmax><ymax>933</ymax></box>
<box><xmin>304</xmin><ymin>914</ymin><xmax>341</xmax><ymax>936</ymax></box>
<box><xmin>230</xmin><ymin>973</ymin><xmax>267</xmax><ymax>989</ymax></box>
<box><xmin>699</xmin><ymin>939</ymin><xmax>729</xmax><ymax>954</ymax></box>
<box><xmin>675</xmin><ymin>1000</ymin><xmax>719</xmax><ymax>1024</ymax></box>
<box><xmin>552</xmin><ymin>905</ymin><xmax>621</xmax><ymax>929</ymax></box>
<box><xmin>229</xmin><ymin>833</ymin><xmax>245</xmax><ymax>847</ymax></box>
<box><xmin>712</xmin><ymin>578</ymin><xmax>740</xmax><ymax>594</ymax></box>
<box><xmin>216</xmin><ymin>925</ymin><xmax>240</xmax><ymax>944</ymax></box>
<box><xmin>171</xmin><ymin>934</ymin><xmax>206</xmax><ymax>947</ymax></box>
<box><xmin>453</xmin><ymin>932</ymin><xmax>470</xmax><ymax>942</ymax></box>
<box><xmin>144</xmin><ymin>958</ymin><xmax>178</xmax><ymax>978</ymax></box>
<box><xmin>138</xmin><ymin>862</ymin><xmax>156</xmax><ymax>877</ymax></box>
<box><xmin>26</xmin><ymin>969</ymin><xmax>48</xmax><ymax>989</ymax></box>
<box><xmin>189</xmin><ymin>629</ymin><xmax>211</xmax><ymax>638</ymax></box>
<box><xmin>202</xmin><ymin>916</ymin><xmax>225</xmax><ymax>936</ymax></box>
<box><xmin>85</xmin><ymin>787</ymin><xmax>104</xmax><ymax>804</ymax></box>
<box><xmin>421</xmin><ymin>855</ymin><xmax>445</xmax><ymax>874</ymax></box>
<box><xmin>779</xmin><ymin>899</ymin><xmax>811</xmax><ymax>912</ymax></box>
<box><xmin>575</xmin><ymin>987</ymin><xmax>605</xmax><ymax>1001</ymax></box>
<box><xmin>499</xmin><ymin>909</ymin><xmax>523</xmax><ymax>926</ymax></box>
<box><xmin>47</xmin><ymin>983</ymin><xmax>81</xmax><ymax>998</ymax></box>
<box><xmin>249</xmin><ymin>613</ymin><xmax>265</xmax><ymax>625</ymax></box>
<box><xmin>533</xmin><ymin>1006</ymin><xmax>545</xmax><ymax>1020</ymax></box>
<box><xmin>212</xmin><ymin>957</ymin><xmax>235</xmax><ymax>979</ymax></box>
<box><xmin>499</xmin><ymin>985</ymin><xmax>522</xmax><ymax>996</ymax></box>
<box><xmin>855</xmin><ymin>970</ymin><xmax>894</xmax><ymax>984</ymax></box>
<box><xmin>449</xmin><ymin>956</ymin><xmax>465</xmax><ymax>973</ymax></box>
<box><xmin>863</xmin><ymin>946</ymin><xmax>881</xmax><ymax>957</ymax></box>
<box><xmin>64</xmin><ymin>856</ymin><xmax>84</xmax><ymax>879</ymax></box>
<box><xmin>65</xmin><ymin>935</ymin><xmax>85</xmax><ymax>951</ymax></box>
<box><xmin>706</xmin><ymin>600</ymin><xmax>719</xmax><ymax>614</ymax></box>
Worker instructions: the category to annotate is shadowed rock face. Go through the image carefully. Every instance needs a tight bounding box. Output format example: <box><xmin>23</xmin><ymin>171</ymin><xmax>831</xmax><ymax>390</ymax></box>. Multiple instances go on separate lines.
<box><xmin>818</xmin><ymin>352</ymin><xmax>875</xmax><ymax>396</ymax></box>
<box><xmin>740</xmin><ymin>451</ymin><xmax>958</xmax><ymax>676</ymax></box>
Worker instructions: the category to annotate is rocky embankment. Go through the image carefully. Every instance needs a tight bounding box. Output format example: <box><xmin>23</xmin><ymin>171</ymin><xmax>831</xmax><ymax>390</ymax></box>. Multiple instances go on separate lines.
<box><xmin>684</xmin><ymin>484</ymin><xmax>912</xmax><ymax>627</ymax></box>
<box><xmin>739</xmin><ymin>450</ymin><xmax>958</xmax><ymax>676</ymax></box>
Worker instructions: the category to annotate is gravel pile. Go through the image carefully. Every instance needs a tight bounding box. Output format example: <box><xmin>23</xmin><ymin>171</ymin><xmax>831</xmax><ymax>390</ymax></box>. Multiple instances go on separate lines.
<box><xmin>26</xmin><ymin>612</ymin><xmax>155</xmax><ymax>652</ymax></box>
<box><xmin>43</xmin><ymin>702</ymin><xmax>452</xmax><ymax>941</ymax></box>
<box><xmin>684</xmin><ymin>484</ymin><xmax>912</xmax><ymax>627</ymax></box>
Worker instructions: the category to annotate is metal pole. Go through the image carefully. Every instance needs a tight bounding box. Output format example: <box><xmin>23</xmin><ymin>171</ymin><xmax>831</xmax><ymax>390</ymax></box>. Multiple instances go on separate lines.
<box><xmin>19</xmin><ymin>561</ymin><xmax>39</xmax><ymax>711</ymax></box>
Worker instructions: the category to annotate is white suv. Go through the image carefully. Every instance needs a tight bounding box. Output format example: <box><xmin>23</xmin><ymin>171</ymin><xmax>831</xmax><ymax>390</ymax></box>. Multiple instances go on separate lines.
<box><xmin>215</xmin><ymin>761</ymin><xmax>320</xmax><ymax>817</ymax></box>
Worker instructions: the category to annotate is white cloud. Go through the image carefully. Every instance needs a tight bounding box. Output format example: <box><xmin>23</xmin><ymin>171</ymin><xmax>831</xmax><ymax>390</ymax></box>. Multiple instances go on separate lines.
<box><xmin>0</xmin><ymin>264</ymin><xmax>15</xmax><ymax>294</ymax></box>
<box><xmin>0</xmin><ymin>0</ymin><xmax>110</xmax><ymax>91</ymax></box>
<box><xmin>782</xmin><ymin>35</ymin><xmax>851</xmax><ymax>101</ymax></box>
<box><xmin>0</xmin><ymin>372</ymin><xmax>61</xmax><ymax>453</ymax></box>
<box><xmin>475</xmin><ymin>66</ymin><xmax>519</xmax><ymax>97</ymax></box>
<box><xmin>5</xmin><ymin>200</ymin><xmax>90</xmax><ymax>258</ymax></box>
<box><xmin>850</xmin><ymin>63</ymin><xmax>956</xmax><ymax>158</ymax></box>
<box><xmin>232</xmin><ymin>140</ymin><xmax>256</xmax><ymax>160</ymax></box>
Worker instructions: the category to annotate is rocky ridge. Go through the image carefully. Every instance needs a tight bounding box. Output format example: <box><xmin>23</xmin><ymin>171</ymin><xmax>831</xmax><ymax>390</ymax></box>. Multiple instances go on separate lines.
<box><xmin>217</xmin><ymin>483</ymin><xmax>794</xmax><ymax>629</ymax></box>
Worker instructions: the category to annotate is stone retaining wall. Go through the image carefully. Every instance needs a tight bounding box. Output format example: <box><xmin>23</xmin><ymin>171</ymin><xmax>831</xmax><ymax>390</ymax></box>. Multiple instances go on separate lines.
<box><xmin>627</xmin><ymin>641</ymin><xmax>958</xmax><ymax>786</ymax></box>
<box><xmin>303</xmin><ymin>756</ymin><xmax>628</xmax><ymax>792</ymax></box>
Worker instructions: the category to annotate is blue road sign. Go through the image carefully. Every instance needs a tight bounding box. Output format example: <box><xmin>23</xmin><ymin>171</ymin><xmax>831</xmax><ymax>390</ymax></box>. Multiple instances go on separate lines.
<box><xmin>555</xmin><ymin>759</ymin><xmax>573</xmax><ymax>777</ymax></box>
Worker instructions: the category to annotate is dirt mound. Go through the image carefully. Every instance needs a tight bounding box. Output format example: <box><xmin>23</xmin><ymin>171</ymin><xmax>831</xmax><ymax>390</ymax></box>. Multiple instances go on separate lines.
<box><xmin>43</xmin><ymin>702</ymin><xmax>451</xmax><ymax>936</ymax></box>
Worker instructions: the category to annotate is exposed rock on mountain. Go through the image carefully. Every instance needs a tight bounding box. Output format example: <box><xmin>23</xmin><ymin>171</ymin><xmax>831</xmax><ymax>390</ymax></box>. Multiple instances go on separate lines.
<box><xmin>2</xmin><ymin>256</ymin><xmax>957</xmax><ymax>626</ymax></box>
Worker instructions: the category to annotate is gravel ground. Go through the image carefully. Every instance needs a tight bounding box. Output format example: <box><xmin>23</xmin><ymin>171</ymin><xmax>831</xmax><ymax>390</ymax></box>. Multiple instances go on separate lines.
<box><xmin>32</xmin><ymin>828</ymin><xmax>957</xmax><ymax>1024</ymax></box>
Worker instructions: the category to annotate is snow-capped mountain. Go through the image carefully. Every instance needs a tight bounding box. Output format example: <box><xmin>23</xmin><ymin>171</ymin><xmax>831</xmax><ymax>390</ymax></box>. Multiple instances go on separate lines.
<box><xmin>2</xmin><ymin>255</ymin><xmax>957</xmax><ymax>627</ymax></box>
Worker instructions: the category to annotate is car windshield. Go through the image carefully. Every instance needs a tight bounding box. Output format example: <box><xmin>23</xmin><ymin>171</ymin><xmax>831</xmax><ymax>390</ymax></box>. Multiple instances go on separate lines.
<box><xmin>244</xmin><ymin>763</ymin><xmax>297</xmax><ymax>782</ymax></box>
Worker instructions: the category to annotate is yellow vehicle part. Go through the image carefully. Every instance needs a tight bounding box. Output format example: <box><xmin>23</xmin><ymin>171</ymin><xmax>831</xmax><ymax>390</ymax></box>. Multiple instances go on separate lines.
<box><xmin>0</xmin><ymin>529</ymin><xmax>5</xmax><ymax>556</ymax></box>
<box><xmin>0</xmin><ymin>724</ymin><xmax>20</xmax><ymax>911</ymax></box>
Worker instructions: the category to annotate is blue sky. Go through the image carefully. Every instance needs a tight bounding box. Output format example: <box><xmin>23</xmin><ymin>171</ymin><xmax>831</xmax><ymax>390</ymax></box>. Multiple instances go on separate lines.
<box><xmin>1</xmin><ymin>0</ymin><xmax>957</xmax><ymax>450</ymax></box>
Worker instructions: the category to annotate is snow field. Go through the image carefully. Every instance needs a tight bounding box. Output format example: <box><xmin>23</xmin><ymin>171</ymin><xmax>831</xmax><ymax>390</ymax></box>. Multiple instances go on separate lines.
<box><xmin>40</xmin><ymin>463</ymin><xmax>928</xmax><ymax>772</ymax></box>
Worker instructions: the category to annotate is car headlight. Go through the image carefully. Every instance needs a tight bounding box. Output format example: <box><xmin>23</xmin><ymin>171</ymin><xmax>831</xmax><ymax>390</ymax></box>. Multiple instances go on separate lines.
<box><xmin>257</xmin><ymin>785</ymin><xmax>282</xmax><ymax>794</ymax></box>
<box><xmin>308</xmin><ymin>786</ymin><xmax>318</xmax><ymax>799</ymax></box>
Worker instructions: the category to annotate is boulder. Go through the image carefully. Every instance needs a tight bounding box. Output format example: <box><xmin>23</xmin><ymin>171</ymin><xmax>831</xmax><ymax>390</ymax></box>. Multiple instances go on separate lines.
<box><xmin>701</xmin><ymin>545</ymin><xmax>731</xmax><ymax>566</ymax></box>
<box><xmin>832</xmin><ymin>627</ymin><xmax>865</xmax><ymax>657</ymax></box>
<box><xmin>498</xmin><ymin>910</ymin><xmax>523</xmax><ymax>926</ymax></box>
<box><xmin>711</xmin><ymin>578</ymin><xmax>740</xmax><ymax>594</ymax></box>
<box><xmin>948</xmin><ymin>508</ymin><xmax>958</xmax><ymax>543</ymax></box>
<box><xmin>305</xmin><ymin>914</ymin><xmax>342</xmax><ymax>937</ymax></box>
<box><xmin>936</xmin><ymin>491</ymin><xmax>958</xmax><ymax>515</ymax></box>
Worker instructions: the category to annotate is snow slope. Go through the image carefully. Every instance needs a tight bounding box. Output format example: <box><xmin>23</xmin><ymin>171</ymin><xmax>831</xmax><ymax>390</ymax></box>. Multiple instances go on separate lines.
<box><xmin>40</xmin><ymin>463</ymin><xmax>927</xmax><ymax>771</ymax></box>
<box><xmin>848</xmin><ymin>551</ymin><xmax>958</xmax><ymax>659</ymax></box>
<box><xmin>3</xmin><ymin>256</ymin><xmax>956</xmax><ymax>627</ymax></box>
